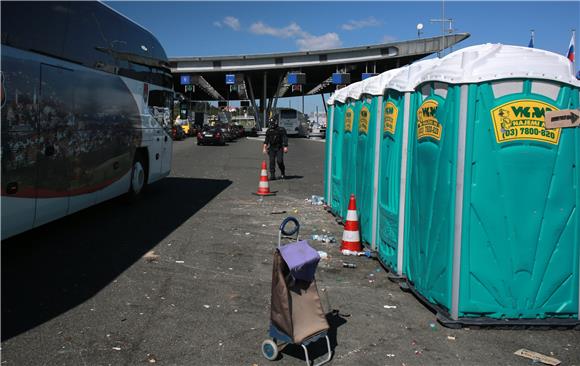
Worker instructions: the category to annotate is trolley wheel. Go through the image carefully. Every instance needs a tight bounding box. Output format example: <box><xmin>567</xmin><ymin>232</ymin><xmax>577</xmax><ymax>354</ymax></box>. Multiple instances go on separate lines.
<box><xmin>261</xmin><ymin>339</ymin><xmax>279</xmax><ymax>361</ymax></box>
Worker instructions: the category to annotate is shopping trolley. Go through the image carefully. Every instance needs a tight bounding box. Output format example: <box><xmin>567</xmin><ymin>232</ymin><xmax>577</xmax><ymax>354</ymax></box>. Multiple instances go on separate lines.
<box><xmin>261</xmin><ymin>217</ymin><xmax>332</xmax><ymax>366</ymax></box>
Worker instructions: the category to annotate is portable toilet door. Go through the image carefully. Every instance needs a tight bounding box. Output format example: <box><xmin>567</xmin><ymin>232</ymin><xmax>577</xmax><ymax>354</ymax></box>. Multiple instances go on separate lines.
<box><xmin>374</xmin><ymin>60</ymin><xmax>441</xmax><ymax>275</ymax></box>
<box><xmin>340</xmin><ymin>99</ymin><xmax>360</xmax><ymax>219</ymax></box>
<box><xmin>376</xmin><ymin>89</ymin><xmax>406</xmax><ymax>271</ymax></box>
<box><xmin>328</xmin><ymin>85</ymin><xmax>352</xmax><ymax>217</ymax></box>
<box><xmin>405</xmin><ymin>79</ymin><xmax>460</xmax><ymax>312</ymax></box>
<box><xmin>354</xmin><ymin>94</ymin><xmax>377</xmax><ymax>246</ymax></box>
<box><xmin>409</xmin><ymin>44</ymin><xmax>580</xmax><ymax>325</ymax></box>
<box><xmin>324</xmin><ymin>97</ymin><xmax>335</xmax><ymax>209</ymax></box>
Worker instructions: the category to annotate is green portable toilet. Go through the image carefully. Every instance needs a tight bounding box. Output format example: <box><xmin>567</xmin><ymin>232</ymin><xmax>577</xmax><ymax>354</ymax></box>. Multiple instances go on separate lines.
<box><xmin>326</xmin><ymin>84</ymin><xmax>357</xmax><ymax>218</ymax></box>
<box><xmin>349</xmin><ymin>78</ymin><xmax>380</xmax><ymax>246</ymax></box>
<box><xmin>371</xmin><ymin>59</ymin><xmax>441</xmax><ymax>274</ymax></box>
<box><xmin>406</xmin><ymin>44</ymin><xmax>580</xmax><ymax>325</ymax></box>
<box><xmin>337</xmin><ymin>83</ymin><xmax>364</xmax><ymax>219</ymax></box>
<box><xmin>354</xmin><ymin>69</ymin><xmax>406</xmax><ymax>250</ymax></box>
<box><xmin>324</xmin><ymin>93</ymin><xmax>336</xmax><ymax>209</ymax></box>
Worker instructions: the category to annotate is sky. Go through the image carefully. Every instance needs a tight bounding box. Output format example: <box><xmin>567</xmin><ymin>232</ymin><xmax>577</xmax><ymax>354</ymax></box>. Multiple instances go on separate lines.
<box><xmin>107</xmin><ymin>1</ymin><xmax>580</xmax><ymax>114</ymax></box>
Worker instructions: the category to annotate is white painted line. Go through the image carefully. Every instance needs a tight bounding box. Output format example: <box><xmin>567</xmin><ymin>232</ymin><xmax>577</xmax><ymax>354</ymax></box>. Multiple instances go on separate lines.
<box><xmin>246</xmin><ymin>137</ymin><xmax>266</xmax><ymax>141</ymax></box>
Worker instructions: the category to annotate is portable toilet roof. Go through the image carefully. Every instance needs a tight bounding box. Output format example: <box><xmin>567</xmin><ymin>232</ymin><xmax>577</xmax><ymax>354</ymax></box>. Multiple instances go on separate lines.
<box><xmin>386</xmin><ymin>58</ymin><xmax>443</xmax><ymax>92</ymax></box>
<box><xmin>327</xmin><ymin>93</ymin><xmax>336</xmax><ymax>105</ymax></box>
<box><xmin>331</xmin><ymin>83</ymin><xmax>356</xmax><ymax>104</ymax></box>
<box><xmin>361</xmin><ymin>68</ymin><xmax>404</xmax><ymax>96</ymax></box>
<box><xmin>346</xmin><ymin>80</ymin><xmax>364</xmax><ymax>101</ymax></box>
<box><xmin>418</xmin><ymin>43</ymin><xmax>580</xmax><ymax>86</ymax></box>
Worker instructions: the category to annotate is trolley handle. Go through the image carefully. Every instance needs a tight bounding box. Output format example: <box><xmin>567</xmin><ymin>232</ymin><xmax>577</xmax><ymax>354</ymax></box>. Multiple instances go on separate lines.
<box><xmin>279</xmin><ymin>217</ymin><xmax>300</xmax><ymax>236</ymax></box>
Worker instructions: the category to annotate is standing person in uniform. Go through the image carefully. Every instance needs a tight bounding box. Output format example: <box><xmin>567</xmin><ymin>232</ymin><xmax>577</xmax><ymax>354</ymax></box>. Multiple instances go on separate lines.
<box><xmin>263</xmin><ymin>116</ymin><xmax>288</xmax><ymax>180</ymax></box>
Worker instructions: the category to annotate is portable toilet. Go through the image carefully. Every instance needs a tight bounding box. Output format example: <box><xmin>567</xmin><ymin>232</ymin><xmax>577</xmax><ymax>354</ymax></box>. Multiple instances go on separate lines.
<box><xmin>356</xmin><ymin>69</ymin><xmax>404</xmax><ymax>250</ymax></box>
<box><xmin>405</xmin><ymin>44</ymin><xmax>580</xmax><ymax>326</ymax></box>
<box><xmin>371</xmin><ymin>59</ymin><xmax>442</xmax><ymax>275</ymax></box>
<box><xmin>351</xmin><ymin>76</ymin><xmax>379</xmax><ymax>247</ymax></box>
<box><xmin>336</xmin><ymin>81</ymin><xmax>364</xmax><ymax>219</ymax></box>
<box><xmin>326</xmin><ymin>84</ymin><xmax>356</xmax><ymax>218</ymax></box>
<box><xmin>324</xmin><ymin>93</ymin><xmax>336</xmax><ymax>208</ymax></box>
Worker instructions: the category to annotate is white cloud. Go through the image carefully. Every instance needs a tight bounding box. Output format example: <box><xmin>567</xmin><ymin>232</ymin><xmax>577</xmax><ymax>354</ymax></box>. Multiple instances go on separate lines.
<box><xmin>213</xmin><ymin>16</ymin><xmax>241</xmax><ymax>31</ymax></box>
<box><xmin>381</xmin><ymin>35</ymin><xmax>397</xmax><ymax>43</ymax></box>
<box><xmin>249</xmin><ymin>21</ymin><xmax>341</xmax><ymax>51</ymax></box>
<box><xmin>249</xmin><ymin>21</ymin><xmax>307</xmax><ymax>38</ymax></box>
<box><xmin>341</xmin><ymin>17</ymin><xmax>381</xmax><ymax>31</ymax></box>
<box><xmin>297</xmin><ymin>33</ymin><xmax>342</xmax><ymax>51</ymax></box>
<box><xmin>223</xmin><ymin>16</ymin><xmax>241</xmax><ymax>31</ymax></box>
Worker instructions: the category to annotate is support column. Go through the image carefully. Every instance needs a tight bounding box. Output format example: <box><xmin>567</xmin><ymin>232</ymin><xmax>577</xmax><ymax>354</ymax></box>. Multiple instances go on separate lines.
<box><xmin>262</xmin><ymin>71</ymin><xmax>267</xmax><ymax>130</ymax></box>
<box><xmin>246</xmin><ymin>75</ymin><xmax>260</xmax><ymax>129</ymax></box>
<box><xmin>321</xmin><ymin>93</ymin><xmax>327</xmax><ymax>115</ymax></box>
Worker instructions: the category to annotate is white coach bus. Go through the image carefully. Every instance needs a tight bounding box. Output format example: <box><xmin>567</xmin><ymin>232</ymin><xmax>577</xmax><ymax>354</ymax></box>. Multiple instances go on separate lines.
<box><xmin>1</xmin><ymin>1</ymin><xmax>174</xmax><ymax>239</ymax></box>
<box><xmin>275</xmin><ymin>108</ymin><xmax>308</xmax><ymax>137</ymax></box>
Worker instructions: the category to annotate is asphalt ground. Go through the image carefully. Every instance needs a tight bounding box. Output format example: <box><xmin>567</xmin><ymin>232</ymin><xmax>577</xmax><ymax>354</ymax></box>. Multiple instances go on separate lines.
<box><xmin>2</xmin><ymin>137</ymin><xmax>579</xmax><ymax>366</ymax></box>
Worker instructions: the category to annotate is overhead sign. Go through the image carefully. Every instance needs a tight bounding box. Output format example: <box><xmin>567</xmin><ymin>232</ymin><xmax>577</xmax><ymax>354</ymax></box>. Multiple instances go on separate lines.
<box><xmin>180</xmin><ymin>75</ymin><xmax>192</xmax><ymax>85</ymax></box>
<box><xmin>545</xmin><ymin>109</ymin><xmax>580</xmax><ymax>129</ymax></box>
<box><xmin>225</xmin><ymin>74</ymin><xmax>236</xmax><ymax>85</ymax></box>
<box><xmin>288</xmin><ymin>73</ymin><xmax>306</xmax><ymax>85</ymax></box>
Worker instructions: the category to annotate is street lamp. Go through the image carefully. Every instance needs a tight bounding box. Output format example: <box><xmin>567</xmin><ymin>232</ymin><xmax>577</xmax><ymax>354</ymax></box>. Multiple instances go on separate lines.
<box><xmin>417</xmin><ymin>23</ymin><xmax>424</xmax><ymax>38</ymax></box>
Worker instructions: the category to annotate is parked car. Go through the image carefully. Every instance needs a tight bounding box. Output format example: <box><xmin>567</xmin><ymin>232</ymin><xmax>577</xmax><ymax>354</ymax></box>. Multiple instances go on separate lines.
<box><xmin>197</xmin><ymin>127</ymin><xmax>225</xmax><ymax>145</ymax></box>
<box><xmin>218</xmin><ymin>124</ymin><xmax>236</xmax><ymax>142</ymax></box>
<box><xmin>232</xmin><ymin>124</ymin><xmax>245</xmax><ymax>138</ymax></box>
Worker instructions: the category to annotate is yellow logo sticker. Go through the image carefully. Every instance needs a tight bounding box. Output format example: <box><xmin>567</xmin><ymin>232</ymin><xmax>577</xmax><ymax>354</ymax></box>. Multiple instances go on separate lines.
<box><xmin>417</xmin><ymin>100</ymin><xmax>442</xmax><ymax>141</ymax></box>
<box><xmin>345</xmin><ymin>108</ymin><xmax>354</xmax><ymax>132</ymax></box>
<box><xmin>359</xmin><ymin>106</ymin><xmax>370</xmax><ymax>134</ymax></box>
<box><xmin>384</xmin><ymin>102</ymin><xmax>398</xmax><ymax>135</ymax></box>
<box><xmin>491</xmin><ymin>100</ymin><xmax>560</xmax><ymax>145</ymax></box>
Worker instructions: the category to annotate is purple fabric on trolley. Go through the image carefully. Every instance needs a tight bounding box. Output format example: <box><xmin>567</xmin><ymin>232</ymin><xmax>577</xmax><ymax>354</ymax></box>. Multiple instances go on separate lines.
<box><xmin>278</xmin><ymin>240</ymin><xmax>320</xmax><ymax>282</ymax></box>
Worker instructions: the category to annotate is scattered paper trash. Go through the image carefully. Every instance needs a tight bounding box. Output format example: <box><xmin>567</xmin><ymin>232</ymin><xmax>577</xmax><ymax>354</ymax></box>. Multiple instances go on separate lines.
<box><xmin>112</xmin><ymin>347</ymin><xmax>122</xmax><ymax>351</ymax></box>
<box><xmin>386</xmin><ymin>354</ymin><xmax>395</xmax><ymax>358</ymax></box>
<box><xmin>203</xmin><ymin>305</ymin><xmax>210</xmax><ymax>309</ymax></box>
<box><xmin>146</xmin><ymin>354</ymin><xmax>157</xmax><ymax>363</ymax></box>
<box><xmin>514</xmin><ymin>349</ymin><xmax>561</xmax><ymax>366</ymax></box>
<box><xmin>317</xmin><ymin>251</ymin><xmax>328</xmax><ymax>260</ymax></box>
<box><xmin>447</xmin><ymin>336</ymin><xmax>456</xmax><ymax>341</ymax></box>
<box><xmin>311</xmin><ymin>234</ymin><xmax>336</xmax><ymax>243</ymax></box>
<box><xmin>245</xmin><ymin>232</ymin><xmax>250</xmax><ymax>235</ymax></box>
<box><xmin>383</xmin><ymin>305</ymin><xmax>397</xmax><ymax>309</ymax></box>
<box><xmin>429</xmin><ymin>322</ymin><xmax>437</xmax><ymax>330</ymax></box>
<box><xmin>175</xmin><ymin>260</ymin><xmax>184</xmax><ymax>264</ymax></box>
<box><xmin>143</xmin><ymin>250</ymin><xmax>160</xmax><ymax>263</ymax></box>
<box><xmin>307</xmin><ymin>195</ymin><xmax>324</xmax><ymax>205</ymax></box>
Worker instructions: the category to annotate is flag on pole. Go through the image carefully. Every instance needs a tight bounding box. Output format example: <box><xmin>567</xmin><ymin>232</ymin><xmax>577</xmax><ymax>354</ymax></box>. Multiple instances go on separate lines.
<box><xmin>528</xmin><ymin>30</ymin><xmax>534</xmax><ymax>48</ymax></box>
<box><xmin>567</xmin><ymin>31</ymin><xmax>575</xmax><ymax>62</ymax></box>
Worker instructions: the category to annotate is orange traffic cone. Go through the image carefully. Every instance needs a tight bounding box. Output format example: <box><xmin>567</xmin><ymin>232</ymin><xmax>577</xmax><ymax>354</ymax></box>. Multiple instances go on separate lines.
<box><xmin>253</xmin><ymin>161</ymin><xmax>276</xmax><ymax>196</ymax></box>
<box><xmin>341</xmin><ymin>194</ymin><xmax>362</xmax><ymax>253</ymax></box>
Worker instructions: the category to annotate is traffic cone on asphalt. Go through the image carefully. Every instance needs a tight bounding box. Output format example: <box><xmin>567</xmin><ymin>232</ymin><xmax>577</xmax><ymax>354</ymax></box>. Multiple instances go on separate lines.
<box><xmin>253</xmin><ymin>161</ymin><xmax>276</xmax><ymax>196</ymax></box>
<box><xmin>341</xmin><ymin>194</ymin><xmax>362</xmax><ymax>253</ymax></box>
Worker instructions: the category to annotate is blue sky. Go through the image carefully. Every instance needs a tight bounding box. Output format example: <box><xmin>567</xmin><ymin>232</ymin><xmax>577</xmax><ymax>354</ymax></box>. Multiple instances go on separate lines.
<box><xmin>107</xmin><ymin>1</ymin><xmax>579</xmax><ymax>114</ymax></box>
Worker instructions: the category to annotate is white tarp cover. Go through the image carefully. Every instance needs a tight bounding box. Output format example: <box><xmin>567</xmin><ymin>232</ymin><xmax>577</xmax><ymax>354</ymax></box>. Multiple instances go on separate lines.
<box><xmin>387</xmin><ymin>58</ymin><xmax>443</xmax><ymax>92</ymax></box>
<box><xmin>418</xmin><ymin>43</ymin><xmax>580</xmax><ymax>87</ymax></box>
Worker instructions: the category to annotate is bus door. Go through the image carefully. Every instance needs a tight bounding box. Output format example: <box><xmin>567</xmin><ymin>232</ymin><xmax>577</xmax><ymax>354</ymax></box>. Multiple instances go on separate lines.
<box><xmin>148</xmin><ymin>90</ymin><xmax>173</xmax><ymax>177</ymax></box>
<box><xmin>34</xmin><ymin>64</ymin><xmax>73</xmax><ymax>227</ymax></box>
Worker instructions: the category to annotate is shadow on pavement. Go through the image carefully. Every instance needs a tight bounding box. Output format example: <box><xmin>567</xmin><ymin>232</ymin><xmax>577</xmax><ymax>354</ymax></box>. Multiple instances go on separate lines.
<box><xmin>280</xmin><ymin>311</ymin><xmax>347</xmax><ymax>363</ymax></box>
<box><xmin>1</xmin><ymin>177</ymin><xmax>231</xmax><ymax>341</ymax></box>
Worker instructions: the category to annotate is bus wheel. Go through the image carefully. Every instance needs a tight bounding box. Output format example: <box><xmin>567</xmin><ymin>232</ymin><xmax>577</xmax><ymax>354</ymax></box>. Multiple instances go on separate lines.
<box><xmin>129</xmin><ymin>153</ymin><xmax>147</xmax><ymax>198</ymax></box>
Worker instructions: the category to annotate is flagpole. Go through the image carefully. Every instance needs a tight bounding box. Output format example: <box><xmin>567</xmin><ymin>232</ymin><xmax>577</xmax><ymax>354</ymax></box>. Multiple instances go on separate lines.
<box><xmin>573</xmin><ymin>29</ymin><xmax>576</xmax><ymax>72</ymax></box>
